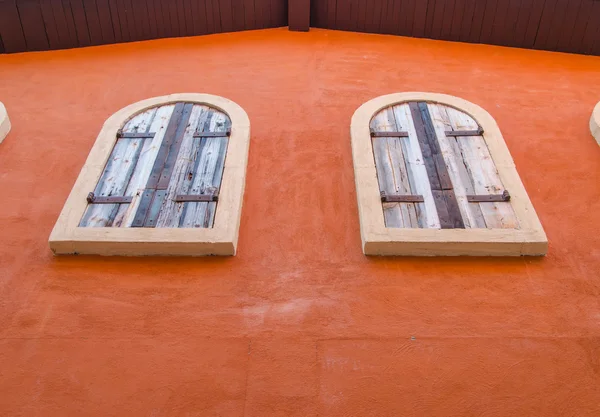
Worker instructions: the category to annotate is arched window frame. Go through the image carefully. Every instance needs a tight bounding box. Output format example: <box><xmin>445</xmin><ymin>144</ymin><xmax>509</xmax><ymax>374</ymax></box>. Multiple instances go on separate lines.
<box><xmin>49</xmin><ymin>93</ymin><xmax>250</xmax><ymax>256</ymax></box>
<box><xmin>591</xmin><ymin>101</ymin><xmax>600</xmax><ymax>146</ymax></box>
<box><xmin>0</xmin><ymin>102</ymin><xmax>10</xmax><ymax>144</ymax></box>
<box><xmin>351</xmin><ymin>92</ymin><xmax>547</xmax><ymax>256</ymax></box>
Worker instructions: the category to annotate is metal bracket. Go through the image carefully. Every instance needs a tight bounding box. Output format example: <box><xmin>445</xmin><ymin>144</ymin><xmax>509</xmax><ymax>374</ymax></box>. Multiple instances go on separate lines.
<box><xmin>87</xmin><ymin>192</ymin><xmax>132</xmax><ymax>204</ymax></box>
<box><xmin>370</xmin><ymin>129</ymin><xmax>409</xmax><ymax>137</ymax></box>
<box><xmin>174</xmin><ymin>194</ymin><xmax>219</xmax><ymax>202</ymax></box>
<box><xmin>380</xmin><ymin>191</ymin><xmax>425</xmax><ymax>203</ymax></box>
<box><xmin>193</xmin><ymin>129</ymin><xmax>231</xmax><ymax>138</ymax></box>
<box><xmin>116</xmin><ymin>130</ymin><xmax>156</xmax><ymax>139</ymax></box>
<box><xmin>445</xmin><ymin>127</ymin><xmax>484</xmax><ymax>137</ymax></box>
<box><xmin>467</xmin><ymin>190</ymin><xmax>511</xmax><ymax>202</ymax></box>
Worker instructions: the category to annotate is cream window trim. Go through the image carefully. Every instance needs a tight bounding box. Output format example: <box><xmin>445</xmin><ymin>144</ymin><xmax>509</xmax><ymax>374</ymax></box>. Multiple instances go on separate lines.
<box><xmin>0</xmin><ymin>102</ymin><xmax>10</xmax><ymax>144</ymax></box>
<box><xmin>591</xmin><ymin>101</ymin><xmax>600</xmax><ymax>146</ymax></box>
<box><xmin>351</xmin><ymin>92</ymin><xmax>547</xmax><ymax>256</ymax></box>
<box><xmin>49</xmin><ymin>93</ymin><xmax>250</xmax><ymax>256</ymax></box>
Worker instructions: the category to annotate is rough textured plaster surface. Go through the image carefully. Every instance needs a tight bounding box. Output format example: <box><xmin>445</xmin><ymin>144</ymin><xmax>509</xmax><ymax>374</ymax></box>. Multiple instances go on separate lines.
<box><xmin>0</xmin><ymin>29</ymin><xmax>599</xmax><ymax>416</ymax></box>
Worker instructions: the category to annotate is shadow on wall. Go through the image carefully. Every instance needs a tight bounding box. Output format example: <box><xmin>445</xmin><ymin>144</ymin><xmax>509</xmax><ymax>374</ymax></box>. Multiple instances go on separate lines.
<box><xmin>0</xmin><ymin>102</ymin><xmax>10</xmax><ymax>144</ymax></box>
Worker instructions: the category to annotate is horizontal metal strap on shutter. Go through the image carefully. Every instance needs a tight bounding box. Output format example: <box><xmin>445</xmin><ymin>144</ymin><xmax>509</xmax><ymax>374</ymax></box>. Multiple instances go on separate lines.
<box><xmin>193</xmin><ymin>129</ymin><xmax>231</xmax><ymax>138</ymax></box>
<box><xmin>380</xmin><ymin>191</ymin><xmax>424</xmax><ymax>203</ymax></box>
<box><xmin>86</xmin><ymin>192</ymin><xmax>133</xmax><ymax>204</ymax></box>
<box><xmin>116</xmin><ymin>131</ymin><xmax>156</xmax><ymax>139</ymax></box>
<box><xmin>445</xmin><ymin>127</ymin><xmax>484</xmax><ymax>137</ymax></box>
<box><xmin>174</xmin><ymin>194</ymin><xmax>219</xmax><ymax>202</ymax></box>
<box><xmin>466</xmin><ymin>190</ymin><xmax>511</xmax><ymax>202</ymax></box>
<box><xmin>370</xmin><ymin>130</ymin><xmax>409</xmax><ymax>137</ymax></box>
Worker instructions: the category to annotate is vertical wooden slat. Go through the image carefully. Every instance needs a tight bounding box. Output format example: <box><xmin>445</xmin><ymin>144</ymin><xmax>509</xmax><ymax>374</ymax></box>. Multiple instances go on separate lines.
<box><xmin>17</xmin><ymin>0</ymin><xmax>50</xmax><ymax>51</ymax></box>
<box><xmin>566</xmin><ymin>0</ymin><xmax>593</xmax><ymax>54</ymax></box>
<box><xmin>232</xmin><ymin>0</ymin><xmax>245</xmax><ymax>31</ymax></box>
<box><xmin>458</xmin><ymin>0</ymin><xmax>476</xmax><ymax>42</ymax></box>
<box><xmin>39</xmin><ymin>0</ymin><xmax>62</xmax><ymax>49</ymax></box>
<box><xmin>445</xmin><ymin>106</ymin><xmax>518</xmax><ymax>229</ymax></box>
<box><xmin>0</xmin><ymin>0</ymin><xmax>27</xmax><ymax>53</ymax></box>
<box><xmin>244</xmin><ymin>0</ymin><xmax>256</xmax><ymax>29</ymax></box>
<box><xmin>440</xmin><ymin>0</ymin><xmax>456</xmax><ymax>40</ymax></box>
<box><xmin>554</xmin><ymin>0</ymin><xmax>583</xmax><ymax>52</ymax></box>
<box><xmin>393</xmin><ymin>104</ymin><xmax>441</xmax><ymax>229</ymax></box>
<box><xmin>154</xmin><ymin>105</ymin><xmax>207</xmax><ymax>227</ymax></box>
<box><xmin>533</xmin><ymin>0</ymin><xmax>558</xmax><ymax>50</ymax></box>
<box><xmin>81</xmin><ymin>109</ymin><xmax>158</xmax><ymax>227</ymax></box>
<box><xmin>412</xmin><ymin>0</ymin><xmax>429</xmax><ymax>38</ymax></box>
<box><xmin>448</xmin><ymin>0</ymin><xmax>463</xmax><ymax>41</ymax></box>
<box><xmin>429</xmin><ymin>0</ymin><xmax>447</xmax><ymax>40</ymax></box>
<box><xmin>479</xmin><ymin>0</ymin><xmax>499</xmax><ymax>45</ymax></box>
<box><xmin>204</xmin><ymin>0</ymin><xmax>216</xmax><ymax>33</ymax></box>
<box><xmin>145</xmin><ymin>0</ymin><xmax>159</xmax><ymax>39</ymax></box>
<box><xmin>466</xmin><ymin>0</ymin><xmax>486</xmax><ymax>43</ymax></box>
<box><xmin>489</xmin><ymin>0</ymin><xmax>511</xmax><ymax>46</ymax></box>
<box><xmin>522</xmin><ymin>0</ymin><xmax>547</xmax><ymax>49</ymax></box>
<box><xmin>221</xmin><ymin>0</ymin><xmax>234</xmax><ymax>31</ymax></box>
<box><xmin>115</xmin><ymin>105</ymin><xmax>176</xmax><ymax>227</ymax></box>
<box><xmin>409</xmin><ymin>102</ymin><xmax>464</xmax><ymax>229</ymax></box>
<box><xmin>157</xmin><ymin>103</ymin><xmax>195</xmax><ymax>189</ymax></box>
<box><xmin>579</xmin><ymin>1</ymin><xmax>600</xmax><ymax>55</ymax></box>
<box><xmin>370</xmin><ymin>108</ymin><xmax>419</xmax><ymax>228</ymax></box>
<box><xmin>81</xmin><ymin>0</ymin><xmax>104</xmax><ymax>45</ymax></box>
<box><xmin>428</xmin><ymin>104</ymin><xmax>486</xmax><ymax>228</ymax></box>
<box><xmin>94</xmin><ymin>0</ymin><xmax>116</xmax><ymax>44</ymax></box>
<box><xmin>179</xmin><ymin>110</ymin><xmax>230</xmax><ymax>228</ymax></box>
<box><xmin>68</xmin><ymin>0</ymin><xmax>92</xmax><ymax>46</ymax></box>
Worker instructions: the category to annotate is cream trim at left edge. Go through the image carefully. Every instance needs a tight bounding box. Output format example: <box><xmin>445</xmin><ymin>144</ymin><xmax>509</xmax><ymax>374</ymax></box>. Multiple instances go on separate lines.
<box><xmin>591</xmin><ymin>101</ymin><xmax>600</xmax><ymax>146</ymax></box>
<box><xmin>0</xmin><ymin>102</ymin><xmax>11</xmax><ymax>144</ymax></box>
<box><xmin>49</xmin><ymin>93</ymin><xmax>251</xmax><ymax>256</ymax></box>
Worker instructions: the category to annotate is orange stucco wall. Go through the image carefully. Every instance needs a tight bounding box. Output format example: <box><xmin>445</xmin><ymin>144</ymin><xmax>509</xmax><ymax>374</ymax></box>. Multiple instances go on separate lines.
<box><xmin>1</xmin><ymin>28</ymin><xmax>600</xmax><ymax>416</ymax></box>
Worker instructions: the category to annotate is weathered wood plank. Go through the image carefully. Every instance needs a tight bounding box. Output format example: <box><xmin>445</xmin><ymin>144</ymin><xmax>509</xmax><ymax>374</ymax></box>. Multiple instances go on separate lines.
<box><xmin>370</xmin><ymin>108</ymin><xmax>416</xmax><ymax>228</ymax></box>
<box><xmin>179</xmin><ymin>110</ymin><xmax>230</xmax><ymax>228</ymax></box>
<box><xmin>392</xmin><ymin>104</ymin><xmax>440</xmax><ymax>229</ymax></box>
<box><xmin>81</xmin><ymin>108</ymin><xmax>157</xmax><ymax>227</ymax></box>
<box><xmin>115</xmin><ymin>105</ymin><xmax>176</xmax><ymax>227</ymax></box>
<box><xmin>413</xmin><ymin>102</ymin><xmax>464</xmax><ymax>229</ymax></box>
<box><xmin>154</xmin><ymin>104</ymin><xmax>207</xmax><ymax>227</ymax></box>
<box><xmin>445</xmin><ymin>106</ymin><xmax>518</xmax><ymax>229</ymax></box>
<box><xmin>428</xmin><ymin>103</ymin><xmax>486</xmax><ymax>229</ymax></box>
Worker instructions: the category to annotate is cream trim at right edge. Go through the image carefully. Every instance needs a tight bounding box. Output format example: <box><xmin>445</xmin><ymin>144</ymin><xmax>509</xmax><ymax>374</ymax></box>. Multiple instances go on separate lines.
<box><xmin>0</xmin><ymin>102</ymin><xmax>10</xmax><ymax>144</ymax></box>
<box><xmin>591</xmin><ymin>102</ymin><xmax>600</xmax><ymax>146</ymax></box>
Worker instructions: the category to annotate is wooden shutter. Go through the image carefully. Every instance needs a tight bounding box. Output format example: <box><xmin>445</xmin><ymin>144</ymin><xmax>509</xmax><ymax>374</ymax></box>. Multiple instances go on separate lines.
<box><xmin>371</xmin><ymin>102</ymin><xmax>518</xmax><ymax>229</ymax></box>
<box><xmin>80</xmin><ymin>102</ymin><xmax>230</xmax><ymax>229</ymax></box>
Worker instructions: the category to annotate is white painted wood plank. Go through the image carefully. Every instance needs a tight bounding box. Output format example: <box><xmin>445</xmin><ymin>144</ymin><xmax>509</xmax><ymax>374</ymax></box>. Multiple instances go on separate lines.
<box><xmin>392</xmin><ymin>103</ymin><xmax>441</xmax><ymax>229</ymax></box>
<box><xmin>428</xmin><ymin>103</ymin><xmax>486</xmax><ymax>229</ymax></box>
<box><xmin>445</xmin><ymin>107</ymin><xmax>518</xmax><ymax>229</ymax></box>
<box><xmin>81</xmin><ymin>108</ymin><xmax>157</xmax><ymax>227</ymax></box>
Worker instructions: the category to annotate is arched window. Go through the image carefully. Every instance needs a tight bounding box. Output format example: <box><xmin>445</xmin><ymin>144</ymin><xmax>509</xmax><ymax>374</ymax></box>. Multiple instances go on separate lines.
<box><xmin>49</xmin><ymin>94</ymin><xmax>250</xmax><ymax>256</ymax></box>
<box><xmin>0</xmin><ymin>102</ymin><xmax>10</xmax><ymax>144</ymax></box>
<box><xmin>351</xmin><ymin>93</ymin><xmax>547</xmax><ymax>256</ymax></box>
<box><xmin>591</xmin><ymin>101</ymin><xmax>600</xmax><ymax>146</ymax></box>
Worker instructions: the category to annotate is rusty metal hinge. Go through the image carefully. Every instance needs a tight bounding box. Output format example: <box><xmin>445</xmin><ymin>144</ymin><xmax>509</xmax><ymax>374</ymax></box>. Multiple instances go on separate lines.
<box><xmin>380</xmin><ymin>191</ymin><xmax>425</xmax><ymax>203</ymax></box>
<box><xmin>116</xmin><ymin>130</ymin><xmax>156</xmax><ymax>139</ymax></box>
<box><xmin>467</xmin><ymin>190</ymin><xmax>511</xmax><ymax>202</ymax></box>
<box><xmin>87</xmin><ymin>192</ymin><xmax>133</xmax><ymax>204</ymax></box>
<box><xmin>193</xmin><ymin>129</ymin><xmax>231</xmax><ymax>138</ymax></box>
<box><xmin>174</xmin><ymin>195</ymin><xmax>218</xmax><ymax>202</ymax></box>
<box><xmin>370</xmin><ymin>129</ymin><xmax>409</xmax><ymax>137</ymax></box>
<box><xmin>445</xmin><ymin>127</ymin><xmax>484</xmax><ymax>137</ymax></box>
